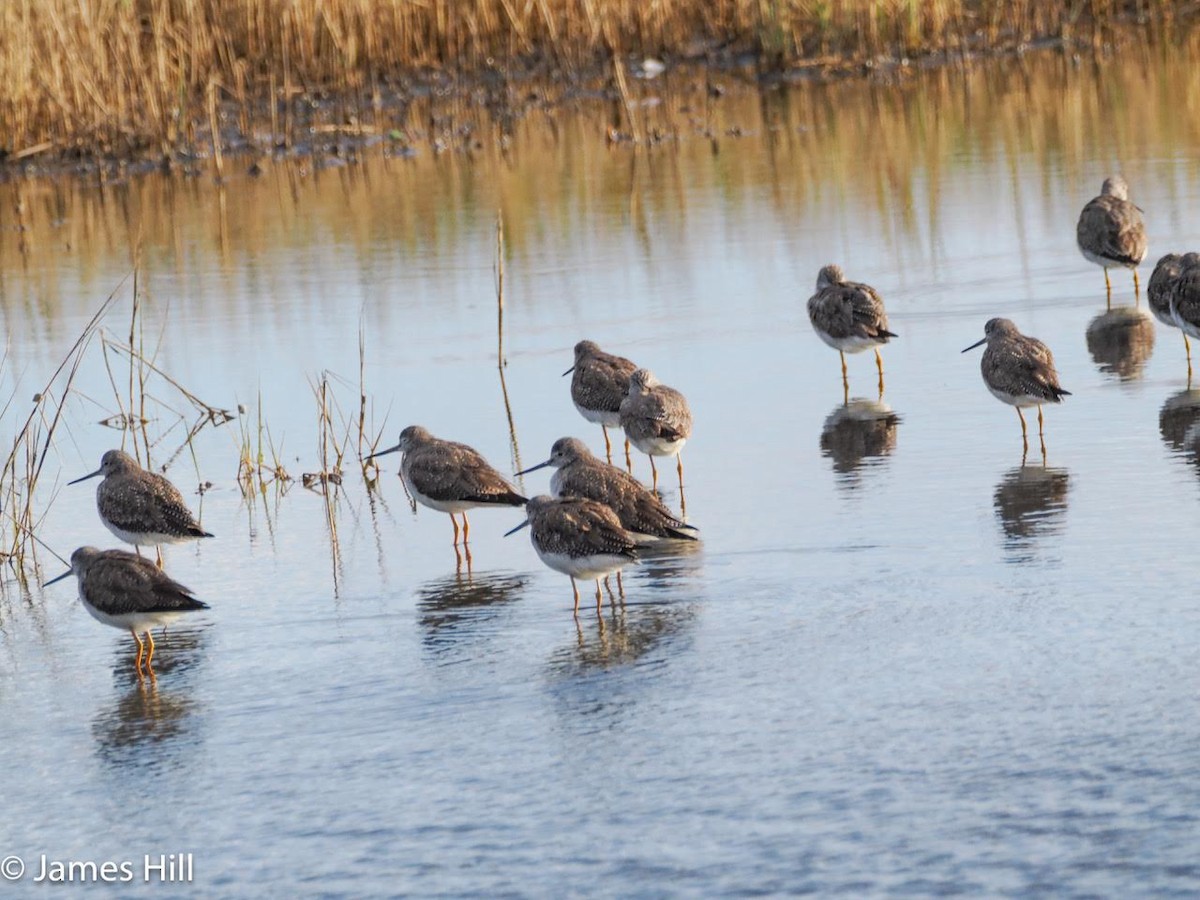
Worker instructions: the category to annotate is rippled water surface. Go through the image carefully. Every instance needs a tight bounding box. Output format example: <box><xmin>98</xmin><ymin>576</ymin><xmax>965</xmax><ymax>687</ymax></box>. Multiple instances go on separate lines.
<box><xmin>2</xmin><ymin>46</ymin><xmax>1200</xmax><ymax>896</ymax></box>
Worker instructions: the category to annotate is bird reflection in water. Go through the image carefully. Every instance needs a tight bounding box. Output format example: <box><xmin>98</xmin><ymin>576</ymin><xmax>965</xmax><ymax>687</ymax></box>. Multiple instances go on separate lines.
<box><xmin>91</xmin><ymin>627</ymin><xmax>206</xmax><ymax>772</ymax></box>
<box><xmin>416</xmin><ymin>571</ymin><xmax>527</xmax><ymax>652</ymax></box>
<box><xmin>819</xmin><ymin>398</ymin><xmax>900</xmax><ymax>485</ymax></box>
<box><xmin>554</xmin><ymin>602</ymin><xmax>698</xmax><ymax>676</ymax></box>
<box><xmin>1158</xmin><ymin>388</ymin><xmax>1200</xmax><ymax>469</ymax></box>
<box><xmin>1085</xmin><ymin>306</ymin><xmax>1156</xmax><ymax>381</ymax></box>
<box><xmin>993</xmin><ymin>464</ymin><xmax>1071</xmax><ymax>562</ymax></box>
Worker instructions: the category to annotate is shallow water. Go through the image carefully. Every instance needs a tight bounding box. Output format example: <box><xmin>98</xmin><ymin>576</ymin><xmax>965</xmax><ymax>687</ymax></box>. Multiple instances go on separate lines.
<box><xmin>2</xmin><ymin>47</ymin><xmax>1200</xmax><ymax>896</ymax></box>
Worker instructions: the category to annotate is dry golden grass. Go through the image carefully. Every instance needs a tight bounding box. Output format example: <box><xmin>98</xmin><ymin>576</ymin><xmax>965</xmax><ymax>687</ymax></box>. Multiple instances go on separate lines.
<box><xmin>0</xmin><ymin>0</ymin><xmax>1187</xmax><ymax>161</ymax></box>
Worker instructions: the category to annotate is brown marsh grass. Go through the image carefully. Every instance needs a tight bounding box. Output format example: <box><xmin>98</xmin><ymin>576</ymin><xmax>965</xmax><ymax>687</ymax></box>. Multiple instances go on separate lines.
<box><xmin>0</xmin><ymin>0</ymin><xmax>1189</xmax><ymax>163</ymax></box>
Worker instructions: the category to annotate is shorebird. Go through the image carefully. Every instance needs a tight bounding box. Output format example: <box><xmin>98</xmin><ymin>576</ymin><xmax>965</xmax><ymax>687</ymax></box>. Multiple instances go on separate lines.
<box><xmin>70</xmin><ymin>450</ymin><xmax>212</xmax><ymax>566</ymax></box>
<box><xmin>564</xmin><ymin>340</ymin><xmax>639</xmax><ymax>465</ymax></box>
<box><xmin>367</xmin><ymin>425</ymin><xmax>526</xmax><ymax>547</ymax></box>
<box><xmin>1169</xmin><ymin>254</ymin><xmax>1200</xmax><ymax>378</ymax></box>
<box><xmin>618</xmin><ymin>368</ymin><xmax>693</xmax><ymax>492</ymax></box>
<box><xmin>1076</xmin><ymin>175</ymin><xmax>1148</xmax><ymax>300</ymax></box>
<box><xmin>517</xmin><ymin>437</ymin><xmax>698</xmax><ymax>542</ymax></box>
<box><xmin>44</xmin><ymin>546</ymin><xmax>208</xmax><ymax>675</ymax></box>
<box><xmin>962</xmin><ymin>318</ymin><xmax>1071</xmax><ymax>454</ymax></box>
<box><xmin>807</xmin><ymin>264</ymin><xmax>897</xmax><ymax>396</ymax></box>
<box><xmin>505</xmin><ymin>495</ymin><xmax>638</xmax><ymax>613</ymax></box>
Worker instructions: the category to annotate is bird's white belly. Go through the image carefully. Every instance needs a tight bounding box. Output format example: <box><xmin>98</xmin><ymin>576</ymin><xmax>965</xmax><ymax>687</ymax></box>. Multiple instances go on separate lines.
<box><xmin>815</xmin><ymin>331</ymin><xmax>879</xmax><ymax>354</ymax></box>
<box><xmin>103</xmin><ymin>522</ymin><xmax>192</xmax><ymax>546</ymax></box>
<box><xmin>81</xmin><ymin>595</ymin><xmax>190</xmax><ymax>633</ymax></box>
<box><xmin>573</xmin><ymin>401</ymin><xmax>621</xmax><ymax>428</ymax></box>
<box><xmin>1080</xmin><ymin>247</ymin><xmax>1136</xmax><ymax>269</ymax></box>
<box><xmin>535</xmin><ymin>549</ymin><xmax>631</xmax><ymax>580</ymax></box>
<box><xmin>402</xmin><ymin>474</ymin><xmax>477</xmax><ymax>514</ymax></box>
<box><xmin>987</xmin><ymin>385</ymin><xmax>1042</xmax><ymax>408</ymax></box>
<box><xmin>1172</xmin><ymin>307</ymin><xmax>1200</xmax><ymax>340</ymax></box>
<box><xmin>628</xmin><ymin>435</ymin><xmax>687</xmax><ymax>457</ymax></box>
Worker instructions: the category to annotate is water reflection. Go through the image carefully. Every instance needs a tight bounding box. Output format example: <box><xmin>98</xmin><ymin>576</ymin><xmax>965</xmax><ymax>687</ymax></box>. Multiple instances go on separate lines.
<box><xmin>993</xmin><ymin>464</ymin><xmax>1071</xmax><ymax>562</ymax></box>
<box><xmin>550</xmin><ymin>602</ymin><xmax>697</xmax><ymax>677</ymax></box>
<box><xmin>1085</xmin><ymin>307</ymin><xmax>1156</xmax><ymax>381</ymax></box>
<box><xmin>1158</xmin><ymin>389</ymin><xmax>1200</xmax><ymax>468</ymax></box>
<box><xmin>630</xmin><ymin>537</ymin><xmax>704</xmax><ymax>590</ymax></box>
<box><xmin>819</xmin><ymin>399</ymin><xmax>901</xmax><ymax>485</ymax></box>
<box><xmin>416</xmin><ymin>571</ymin><xmax>527</xmax><ymax>652</ymax></box>
<box><xmin>91</xmin><ymin>628</ymin><xmax>206</xmax><ymax>772</ymax></box>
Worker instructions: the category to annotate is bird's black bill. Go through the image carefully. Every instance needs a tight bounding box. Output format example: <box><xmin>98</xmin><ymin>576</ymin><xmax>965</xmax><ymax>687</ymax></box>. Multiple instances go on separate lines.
<box><xmin>515</xmin><ymin>460</ymin><xmax>552</xmax><ymax>477</ymax></box>
<box><xmin>961</xmin><ymin>337</ymin><xmax>988</xmax><ymax>353</ymax></box>
<box><xmin>504</xmin><ymin>519</ymin><xmax>530</xmax><ymax>537</ymax></box>
<box><xmin>561</xmin><ymin>365</ymin><xmax>575</xmax><ymax>377</ymax></box>
<box><xmin>43</xmin><ymin>569</ymin><xmax>72</xmax><ymax>587</ymax></box>
<box><xmin>366</xmin><ymin>443</ymin><xmax>401</xmax><ymax>461</ymax></box>
<box><xmin>67</xmin><ymin>468</ymin><xmax>102</xmax><ymax>485</ymax></box>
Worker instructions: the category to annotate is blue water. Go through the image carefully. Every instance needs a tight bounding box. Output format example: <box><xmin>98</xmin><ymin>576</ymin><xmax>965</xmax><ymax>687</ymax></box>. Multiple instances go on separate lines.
<box><xmin>1</xmin><ymin>51</ymin><xmax>1199</xmax><ymax>896</ymax></box>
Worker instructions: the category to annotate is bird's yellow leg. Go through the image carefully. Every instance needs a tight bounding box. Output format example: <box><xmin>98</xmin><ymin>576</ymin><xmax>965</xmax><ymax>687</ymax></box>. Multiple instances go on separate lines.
<box><xmin>676</xmin><ymin>450</ymin><xmax>685</xmax><ymax>492</ymax></box>
<box><xmin>624</xmin><ymin>438</ymin><xmax>633</xmax><ymax>474</ymax></box>
<box><xmin>602</xmin><ymin>426</ymin><xmax>613</xmax><ymax>463</ymax></box>
<box><xmin>131</xmin><ymin>630</ymin><xmax>145</xmax><ymax>673</ymax></box>
<box><xmin>649</xmin><ymin>455</ymin><xmax>659</xmax><ymax>490</ymax></box>
<box><xmin>1133</xmin><ymin>268</ymin><xmax>1141</xmax><ymax>302</ymax></box>
<box><xmin>616</xmin><ymin>570</ymin><xmax>625</xmax><ymax>599</ymax></box>
<box><xmin>595</xmin><ymin>580</ymin><xmax>603</xmax><ymax>612</ymax></box>
<box><xmin>571</xmin><ymin>577</ymin><xmax>580</xmax><ymax>615</ymax></box>
<box><xmin>1037</xmin><ymin>404</ymin><xmax>1045</xmax><ymax>436</ymax></box>
<box><xmin>1186</xmin><ymin>334</ymin><xmax>1193</xmax><ymax>387</ymax></box>
<box><xmin>462</xmin><ymin>511</ymin><xmax>471</xmax><ymax>544</ymax></box>
<box><xmin>450</xmin><ymin>513</ymin><xmax>460</xmax><ymax>546</ymax></box>
<box><xmin>155</xmin><ymin>547</ymin><xmax>164</xmax><ymax>569</ymax></box>
<box><xmin>840</xmin><ymin>350</ymin><xmax>849</xmax><ymax>391</ymax></box>
<box><xmin>875</xmin><ymin>347</ymin><xmax>885</xmax><ymax>396</ymax></box>
<box><xmin>1017</xmin><ymin>407</ymin><xmax>1028</xmax><ymax>438</ymax></box>
<box><xmin>144</xmin><ymin>631</ymin><xmax>156</xmax><ymax>669</ymax></box>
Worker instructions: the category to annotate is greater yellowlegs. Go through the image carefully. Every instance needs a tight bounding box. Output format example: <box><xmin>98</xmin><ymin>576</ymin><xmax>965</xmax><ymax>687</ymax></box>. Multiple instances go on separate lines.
<box><xmin>1076</xmin><ymin>175</ymin><xmax>1147</xmax><ymax>299</ymax></box>
<box><xmin>807</xmin><ymin>264</ymin><xmax>897</xmax><ymax>396</ymax></box>
<box><xmin>564</xmin><ymin>340</ymin><xmax>639</xmax><ymax>465</ymax></box>
<box><xmin>517</xmin><ymin>437</ymin><xmax>698</xmax><ymax>542</ymax></box>
<box><xmin>70</xmin><ymin>450</ymin><xmax>212</xmax><ymax>566</ymax></box>
<box><xmin>505</xmin><ymin>495</ymin><xmax>638</xmax><ymax>613</ymax></box>
<box><xmin>1169</xmin><ymin>253</ymin><xmax>1200</xmax><ymax>377</ymax></box>
<box><xmin>367</xmin><ymin>425</ymin><xmax>526</xmax><ymax>547</ymax></box>
<box><xmin>962</xmin><ymin>318</ymin><xmax>1071</xmax><ymax>454</ymax></box>
<box><xmin>618</xmin><ymin>368</ymin><xmax>693</xmax><ymax>492</ymax></box>
<box><xmin>1148</xmin><ymin>252</ymin><xmax>1191</xmax><ymax>375</ymax></box>
<box><xmin>44</xmin><ymin>546</ymin><xmax>208</xmax><ymax>675</ymax></box>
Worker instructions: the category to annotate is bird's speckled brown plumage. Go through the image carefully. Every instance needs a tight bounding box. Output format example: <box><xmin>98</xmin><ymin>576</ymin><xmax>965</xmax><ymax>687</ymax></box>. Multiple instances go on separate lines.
<box><xmin>521</xmin><ymin>437</ymin><xmax>698</xmax><ymax>541</ymax></box>
<box><xmin>806</xmin><ymin>264</ymin><xmax>896</xmax><ymax>351</ymax></box>
<box><xmin>568</xmin><ymin>340</ymin><xmax>639</xmax><ymax>427</ymax></box>
<box><xmin>971</xmin><ymin>318</ymin><xmax>1070</xmax><ymax>406</ymax></box>
<box><xmin>524</xmin><ymin>495</ymin><xmax>639</xmax><ymax>563</ymax></box>
<box><xmin>619</xmin><ymin>369</ymin><xmax>693</xmax><ymax>456</ymax></box>
<box><xmin>389</xmin><ymin>425</ymin><xmax>526</xmax><ymax>508</ymax></box>
<box><xmin>65</xmin><ymin>546</ymin><xmax>206</xmax><ymax>618</ymax></box>
<box><xmin>1147</xmin><ymin>253</ymin><xmax>1186</xmax><ymax>327</ymax></box>
<box><xmin>75</xmin><ymin>449</ymin><xmax>212</xmax><ymax>545</ymax></box>
<box><xmin>1076</xmin><ymin>176</ymin><xmax>1148</xmax><ymax>271</ymax></box>
<box><xmin>1170</xmin><ymin>253</ymin><xmax>1200</xmax><ymax>339</ymax></box>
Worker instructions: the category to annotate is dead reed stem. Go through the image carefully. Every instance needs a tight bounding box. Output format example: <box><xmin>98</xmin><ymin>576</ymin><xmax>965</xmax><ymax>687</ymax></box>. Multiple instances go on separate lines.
<box><xmin>0</xmin><ymin>278</ymin><xmax>124</xmax><ymax>580</ymax></box>
<box><xmin>494</xmin><ymin>211</ymin><xmax>523</xmax><ymax>476</ymax></box>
